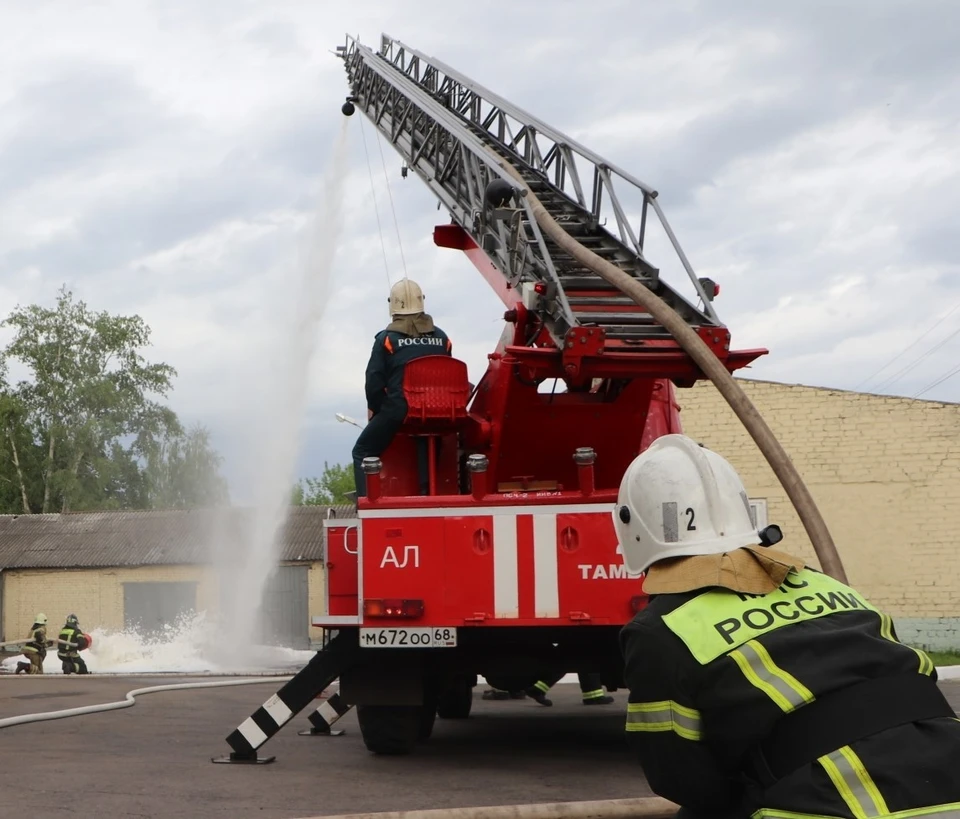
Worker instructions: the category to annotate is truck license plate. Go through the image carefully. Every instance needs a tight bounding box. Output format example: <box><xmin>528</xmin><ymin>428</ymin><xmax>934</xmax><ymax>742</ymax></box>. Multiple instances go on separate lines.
<box><xmin>359</xmin><ymin>627</ymin><xmax>457</xmax><ymax>648</ymax></box>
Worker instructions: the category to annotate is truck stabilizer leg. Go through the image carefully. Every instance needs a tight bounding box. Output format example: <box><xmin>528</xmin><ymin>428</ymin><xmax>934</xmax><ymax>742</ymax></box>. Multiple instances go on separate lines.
<box><xmin>212</xmin><ymin>632</ymin><xmax>357</xmax><ymax>764</ymax></box>
<box><xmin>299</xmin><ymin>690</ymin><xmax>353</xmax><ymax>737</ymax></box>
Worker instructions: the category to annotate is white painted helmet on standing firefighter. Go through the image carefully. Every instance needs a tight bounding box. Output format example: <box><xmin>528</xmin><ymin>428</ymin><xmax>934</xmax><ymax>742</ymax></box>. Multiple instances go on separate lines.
<box><xmin>613</xmin><ymin>434</ymin><xmax>761</xmax><ymax>575</ymax></box>
<box><xmin>35</xmin><ymin>613</ymin><xmax>47</xmax><ymax>625</ymax></box>
<box><xmin>389</xmin><ymin>279</ymin><xmax>424</xmax><ymax>316</ymax></box>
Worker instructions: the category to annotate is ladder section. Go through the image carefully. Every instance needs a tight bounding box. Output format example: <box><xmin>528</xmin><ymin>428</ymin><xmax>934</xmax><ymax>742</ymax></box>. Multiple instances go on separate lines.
<box><xmin>507</xmin><ymin>159</ymin><xmax>704</xmax><ymax>345</ymax></box>
<box><xmin>339</xmin><ymin>35</ymin><xmax>725</xmax><ymax>354</ymax></box>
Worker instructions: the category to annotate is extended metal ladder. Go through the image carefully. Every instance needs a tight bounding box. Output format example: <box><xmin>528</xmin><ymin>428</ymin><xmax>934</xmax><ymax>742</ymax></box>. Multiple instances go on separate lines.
<box><xmin>339</xmin><ymin>34</ymin><xmax>726</xmax><ymax>354</ymax></box>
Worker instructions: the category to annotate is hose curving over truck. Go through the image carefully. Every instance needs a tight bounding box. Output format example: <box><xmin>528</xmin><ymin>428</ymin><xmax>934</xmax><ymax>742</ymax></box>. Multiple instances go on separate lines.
<box><xmin>494</xmin><ymin>159</ymin><xmax>846</xmax><ymax>583</ymax></box>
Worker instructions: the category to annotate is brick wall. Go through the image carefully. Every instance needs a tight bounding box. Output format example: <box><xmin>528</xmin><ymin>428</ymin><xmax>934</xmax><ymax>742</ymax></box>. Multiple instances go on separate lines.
<box><xmin>2</xmin><ymin>565</ymin><xmax>217</xmax><ymax>640</ymax></box>
<box><xmin>308</xmin><ymin>561</ymin><xmax>327</xmax><ymax>647</ymax></box>
<box><xmin>2</xmin><ymin>561</ymin><xmax>327</xmax><ymax>643</ymax></box>
<box><xmin>676</xmin><ymin>378</ymin><xmax>960</xmax><ymax>647</ymax></box>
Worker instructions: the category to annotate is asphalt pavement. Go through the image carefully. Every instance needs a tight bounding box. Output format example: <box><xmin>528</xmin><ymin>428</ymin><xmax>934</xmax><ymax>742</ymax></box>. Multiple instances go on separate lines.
<box><xmin>2</xmin><ymin>676</ymin><xmax>958</xmax><ymax>819</ymax></box>
<box><xmin>0</xmin><ymin>676</ymin><xmax>650</xmax><ymax>819</ymax></box>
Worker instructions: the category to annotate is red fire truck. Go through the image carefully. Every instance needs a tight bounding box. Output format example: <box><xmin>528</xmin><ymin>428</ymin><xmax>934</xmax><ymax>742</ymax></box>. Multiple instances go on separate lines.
<box><xmin>218</xmin><ymin>33</ymin><xmax>765</xmax><ymax>762</ymax></box>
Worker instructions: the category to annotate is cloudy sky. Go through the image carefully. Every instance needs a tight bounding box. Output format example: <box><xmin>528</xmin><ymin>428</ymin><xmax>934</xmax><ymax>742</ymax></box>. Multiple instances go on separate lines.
<box><xmin>2</xmin><ymin>0</ymin><xmax>959</xmax><ymax>500</ymax></box>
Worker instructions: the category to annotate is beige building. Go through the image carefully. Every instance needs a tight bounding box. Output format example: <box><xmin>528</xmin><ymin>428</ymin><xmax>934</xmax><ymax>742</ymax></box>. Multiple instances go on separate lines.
<box><xmin>0</xmin><ymin>506</ymin><xmax>351</xmax><ymax>650</ymax></box>
<box><xmin>677</xmin><ymin>378</ymin><xmax>960</xmax><ymax>650</ymax></box>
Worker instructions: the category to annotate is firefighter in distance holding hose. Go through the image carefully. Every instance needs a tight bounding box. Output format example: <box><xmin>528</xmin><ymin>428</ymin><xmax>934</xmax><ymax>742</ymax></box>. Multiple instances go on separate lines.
<box><xmin>351</xmin><ymin>279</ymin><xmax>452</xmax><ymax>498</ymax></box>
<box><xmin>614</xmin><ymin>434</ymin><xmax>960</xmax><ymax>819</ymax></box>
<box><xmin>58</xmin><ymin>614</ymin><xmax>91</xmax><ymax>675</ymax></box>
<box><xmin>15</xmin><ymin>613</ymin><xmax>50</xmax><ymax>675</ymax></box>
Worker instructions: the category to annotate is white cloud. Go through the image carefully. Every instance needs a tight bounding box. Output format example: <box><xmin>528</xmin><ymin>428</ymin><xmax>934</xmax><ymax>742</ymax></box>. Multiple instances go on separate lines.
<box><xmin>3</xmin><ymin>0</ymin><xmax>960</xmax><ymax>498</ymax></box>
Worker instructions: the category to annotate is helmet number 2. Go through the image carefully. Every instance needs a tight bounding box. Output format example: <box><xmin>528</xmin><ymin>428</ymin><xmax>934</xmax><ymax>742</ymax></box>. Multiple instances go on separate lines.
<box><xmin>685</xmin><ymin>507</ymin><xmax>697</xmax><ymax>531</ymax></box>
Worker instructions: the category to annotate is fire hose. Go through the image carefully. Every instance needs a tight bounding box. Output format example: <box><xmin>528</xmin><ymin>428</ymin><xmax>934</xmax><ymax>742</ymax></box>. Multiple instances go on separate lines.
<box><xmin>295</xmin><ymin>796</ymin><xmax>679</xmax><ymax>819</ymax></box>
<box><xmin>0</xmin><ymin>638</ymin><xmax>79</xmax><ymax>649</ymax></box>
<box><xmin>0</xmin><ymin>676</ymin><xmax>293</xmax><ymax>730</ymax></box>
<box><xmin>498</xmin><ymin>161</ymin><xmax>848</xmax><ymax>583</ymax></box>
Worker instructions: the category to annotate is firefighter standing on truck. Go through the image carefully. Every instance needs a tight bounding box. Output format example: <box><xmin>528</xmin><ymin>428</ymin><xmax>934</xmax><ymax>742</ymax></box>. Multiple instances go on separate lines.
<box><xmin>614</xmin><ymin>434</ymin><xmax>960</xmax><ymax>819</ymax></box>
<box><xmin>352</xmin><ymin>278</ymin><xmax>452</xmax><ymax>497</ymax></box>
<box><xmin>58</xmin><ymin>614</ymin><xmax>90</xmax><ymax>675</ymax></box>
<box><xmin>15</xmin><ymin>613</ymin><xmax>49</xmax><ymax>675</ymax></box>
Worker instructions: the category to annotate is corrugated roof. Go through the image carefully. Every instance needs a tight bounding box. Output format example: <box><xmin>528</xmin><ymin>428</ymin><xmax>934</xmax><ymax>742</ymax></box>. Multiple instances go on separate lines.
<box><xmin>0</xmin><ymin>504</ymin><xmax>357</xmax><ymax>570</ymax></box>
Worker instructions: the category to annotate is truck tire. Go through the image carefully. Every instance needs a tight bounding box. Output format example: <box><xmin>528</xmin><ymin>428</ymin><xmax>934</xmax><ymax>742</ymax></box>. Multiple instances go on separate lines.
<box><xmin>356</xmin><ymin>705</ymin><xmax>420</xmax><ymax>755</ymax></box>
<box><xmin>436</xmin><ymin>676</ymin><xmax>473</xmax><ymax>719</ymax></box>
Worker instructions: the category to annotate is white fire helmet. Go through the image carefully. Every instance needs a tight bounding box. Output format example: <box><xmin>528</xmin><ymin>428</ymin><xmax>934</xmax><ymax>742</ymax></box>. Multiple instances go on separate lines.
<box><xmin>389</xmin><ymin>279</ymin><xmax>424</xmax><ymax>316</ymax></box>
<box><xmin>35</xmin><ymin>613</ymin><xmax>47</xmax><ymax>625</ymax></box>
<box><xmin>613</xmin><ymin>434</ymin><xmax>761</xmax><ymax>575</ymax></box>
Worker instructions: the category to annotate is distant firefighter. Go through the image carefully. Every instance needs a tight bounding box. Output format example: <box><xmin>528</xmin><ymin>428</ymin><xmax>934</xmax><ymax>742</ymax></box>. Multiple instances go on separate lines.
<box><xmin>15</xmin><ymin>613</ymin><xmax>50</xmax><ymax>675</ymax></box>
<box><xmin>58</xmin><ymin>614</ymin><xmax>92</xmax><ymax>675</ymax></box>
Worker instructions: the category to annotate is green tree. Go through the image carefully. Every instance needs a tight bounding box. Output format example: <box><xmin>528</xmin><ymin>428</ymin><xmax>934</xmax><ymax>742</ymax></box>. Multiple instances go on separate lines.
<box><xmin>0</xmin><ymin>286</ymin><xmax>228</xmax><ymax>513</ymax></box>
<box><xmin>294</xmin><ymin>461</ymin><xmax>355</xmax><ymax>505</ymax></box>
<box><xmin>140</xmin><ymin>422</ymin><xmax>229</xmax><ymax>509</ymax></box>
<box><xmin>0</xmin><ymin>359</ymin><xmax>43</xmax><ymax>513</ymax></box>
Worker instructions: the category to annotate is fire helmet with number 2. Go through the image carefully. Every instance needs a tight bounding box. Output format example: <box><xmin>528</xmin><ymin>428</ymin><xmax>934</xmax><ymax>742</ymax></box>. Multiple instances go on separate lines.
<box><xmin>613</xmin><ymin>434</ymin><xmax>762</xmax><ymax>575</ymax></box>
<box><xmin>388</xmin><ymin>279</ymin><xmax>425</xmax><ymax>317</ymax></box>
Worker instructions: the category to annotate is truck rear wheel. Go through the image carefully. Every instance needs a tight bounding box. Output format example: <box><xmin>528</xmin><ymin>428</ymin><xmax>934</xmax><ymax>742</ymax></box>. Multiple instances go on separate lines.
<box><xmin>436</xmin><ymin>675</ymin><xmax>473</xmax><ymax>719</ymax></box>
<box><xmin>356</xmin><ymin>705</ymin><xmax>420</xmax><ymax>755</ymax></box>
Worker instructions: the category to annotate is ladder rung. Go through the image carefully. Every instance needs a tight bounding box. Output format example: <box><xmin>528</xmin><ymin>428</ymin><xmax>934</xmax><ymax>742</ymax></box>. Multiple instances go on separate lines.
<box><xmin>556</xmin><ymin>277</ymin><xmax>619</xmax><ymax>290</ymax></box>
<box><xmin>573</xmin><ymin>312</ymin><xmax>656</xmax><ymax>325</ymax></box>
<box><xmin>567</xmin><ymin>296</ymin><xmax>635</xmax><ymax>306</ymax></box>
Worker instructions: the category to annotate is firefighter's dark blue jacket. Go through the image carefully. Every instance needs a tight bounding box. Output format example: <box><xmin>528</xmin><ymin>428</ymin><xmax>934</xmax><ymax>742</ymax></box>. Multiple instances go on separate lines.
<box><xmin>364</xmin><ymin>325</ymin><xmax>452</xmax><ymax>415</ymax></box>
<box><xmin>619</xmin><ymin>565</ymin><xmax>960</xmax><ymax>819</ymax></box>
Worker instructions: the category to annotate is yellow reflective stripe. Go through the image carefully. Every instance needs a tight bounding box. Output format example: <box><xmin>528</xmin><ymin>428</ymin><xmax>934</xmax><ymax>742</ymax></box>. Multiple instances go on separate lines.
<box><xmin>878</xmin><ymin>613</ymin><xmax>934</xmax><ymax>675</ymax></box>
<box><xmin>818</xmin><ymin>746</ymin><xmax>888</xmax><ymax>819</ymax></box>
<box><xmin>838</xmin><ymin>746</ymin><xmax>889</xmax><ymax>815</ymax></box>
<box><xmin>751</xmin><ymin>811</ymin><xmax>840</xmax><ymax>819</ymax></box>
<box><xmin>625</xmin><ymin>700</ymin><xmax>702</xmax><ymax>740</ymax></box>
<box><xmin>533</xmin><ymin>680</ymin><xmax>550</xmax><ymax>693</ymax></box>
<box><xmin>581</xmin><ymin>689</ymin><xmax>605</xmax><ymax>699</ymax></box>
<box><xmin>729</xmin><ymin>640</ymin><xmax>814</xmax><ymax>713</ymax></box>
<box><xmin>753</xmin><ymin>806</ymin><xmax>960</xmax><ymax>819</ymax></box>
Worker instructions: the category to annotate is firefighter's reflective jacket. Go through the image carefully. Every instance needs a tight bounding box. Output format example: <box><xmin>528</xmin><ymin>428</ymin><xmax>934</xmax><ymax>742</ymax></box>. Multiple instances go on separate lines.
<box><xmin>22</xmin><ymin>626</ymin><xmax>47</xmax><ymax>656</ymax></box>
<box><xmin>57</xmin><ymin>626</ymin><xmax>87</xmax><ymax>660</ymax></box>
<box><xmin>364</xmin><ymin>326</ymin><xmax>452</xmax><ymax>415</ymax></box>
<box><xmin>619</xmin><ymin>567</ymin><xmax>960</xmax><ymax>819</ymax></box>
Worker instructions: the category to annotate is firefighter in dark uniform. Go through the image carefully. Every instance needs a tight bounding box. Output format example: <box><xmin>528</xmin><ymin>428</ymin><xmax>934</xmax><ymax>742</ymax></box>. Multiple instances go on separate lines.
<box><xmin>58</xmin><ymin>614</ymin><xmax>90</xmax><ymax>675</ymax></box>
<box><xmin>15</xmin><ymin>613</ymin><xmax>49</xmax><ymax>674</ymax></box>
<box><xmin>352</xmin><ymin>278</ymin><xmax>452</xmax><ymax>497</ymax></box>
<box><xmin>614</xmin><ymin>434</ymin><xmax>960</xmax><ymax>819</ymax></box>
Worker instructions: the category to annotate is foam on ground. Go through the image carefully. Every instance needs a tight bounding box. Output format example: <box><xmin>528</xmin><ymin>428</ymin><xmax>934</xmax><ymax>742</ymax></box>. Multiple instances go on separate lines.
<box><xmin>0</xmin><ymin>611</ymin><xmax>314</xmax><ymax>675</ymax></box>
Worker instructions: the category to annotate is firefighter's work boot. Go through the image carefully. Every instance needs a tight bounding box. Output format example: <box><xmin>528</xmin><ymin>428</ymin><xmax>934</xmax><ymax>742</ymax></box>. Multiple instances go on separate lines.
<box><xmin>582</xmin><ymin>694</ymin><xmax>615</xmax><ymax>705</ymax></box>
<box><xmin>525</xmin><ymin>686</ymin><xmax>553</xmax><ymax>706</ymax></box>
<box><xmin>482</xmin><ymin>689</ymin><xmax>510</xmax><ymax>701</ymax></box>
<box><xmin>15</xmin><ymin>662</ymin><xmax>29</xmax><ymax>674</ymax></box>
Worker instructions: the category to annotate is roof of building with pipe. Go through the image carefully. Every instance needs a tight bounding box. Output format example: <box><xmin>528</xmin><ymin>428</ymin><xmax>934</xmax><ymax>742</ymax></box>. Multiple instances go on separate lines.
<box><xmin>0</xmin><ymin>505</ymin><xmax>356</xmax><ymax>569</ymax></box>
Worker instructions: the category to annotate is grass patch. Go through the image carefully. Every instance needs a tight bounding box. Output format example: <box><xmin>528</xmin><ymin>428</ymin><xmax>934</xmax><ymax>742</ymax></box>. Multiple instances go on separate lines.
<box><xmin>921</xmin><ymin>650</ymin><xmax>960</xmax><ymax>667</ymax></box>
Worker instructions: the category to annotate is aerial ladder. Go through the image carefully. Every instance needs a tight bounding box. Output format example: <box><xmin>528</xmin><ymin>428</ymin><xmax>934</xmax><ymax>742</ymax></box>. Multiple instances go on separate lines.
<box><xmin>215</xmin><ymin>32</ymin><xmax>841</xmax><ymax>764</ymax></box>
<box><xmin>339</xmin><ymin>35</ymin><xmax>751</xmax><ymax>380</ymax></box>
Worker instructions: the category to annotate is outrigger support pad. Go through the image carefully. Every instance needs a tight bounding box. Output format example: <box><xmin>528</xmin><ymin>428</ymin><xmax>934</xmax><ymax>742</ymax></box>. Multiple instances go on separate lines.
<box><xmin>297</xmin><ymin>726</ymin><xmax>346</xmax><ymax>737</ymax></box>
<box><xmin>210</xmin><ymin>751</ymin><xmax>276</xmax><ymax>765</ymax></box>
